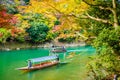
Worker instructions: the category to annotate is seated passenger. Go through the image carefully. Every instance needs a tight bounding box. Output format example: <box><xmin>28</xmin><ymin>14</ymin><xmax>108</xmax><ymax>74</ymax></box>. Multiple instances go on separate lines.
<box><xmin>28</xmin><ymin>60</ymin><xmax>32</xmax><ymax>68</ymax></box>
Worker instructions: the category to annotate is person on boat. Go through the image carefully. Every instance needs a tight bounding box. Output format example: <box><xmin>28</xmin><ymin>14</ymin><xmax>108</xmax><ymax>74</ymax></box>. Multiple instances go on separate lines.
<box><xmin>62</xmin><ymin>46</ymin><xmax>66</xmax><ymax>50</ymax></box>
<box><xmin>28</xmin><ymin>60</ymin><xmax>32</xmax><ymax>68</ymax></box>
<box><xmin>51</xmin><ymin>44</ymin><xmax>55</xmax><ymax>48</ymax></box>
<box><xmin>51</xmin><ymin>45</ymin><xmax>55</xmax><ymax>52</ymax></box>
<box><xmin>56</xmin><ymin>55</ymin><xmax>59</xmax><ymax>62</ymax></box>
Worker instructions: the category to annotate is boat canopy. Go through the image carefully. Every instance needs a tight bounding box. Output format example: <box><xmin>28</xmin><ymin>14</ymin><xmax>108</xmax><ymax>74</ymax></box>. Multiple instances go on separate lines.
<box><xmin>50</xmin><ymin>46</ymin><xmax>66</xmax><ymax>52</ymax></box>
<box><xmin>29</xmin><ymin>55</ymin><xmax>58</xmax><ymax>63</ymax></box>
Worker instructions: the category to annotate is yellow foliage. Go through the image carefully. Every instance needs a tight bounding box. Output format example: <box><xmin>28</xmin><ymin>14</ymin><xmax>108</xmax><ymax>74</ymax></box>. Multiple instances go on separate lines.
<box><xmin>58</xmin><ymin>33</ymin><xmax>75</xmax><ymax>39</ymax></box>
<box><xmin>21</xmin><ymin>21</ymin><xmax>30</xmax><ymax>29</ymax></box>
<box><xmin>17</xmin><ymin>0</ymin><xmax>89</xmax><ymax>38</ymax></box>
<box><xmin>14</xmin><ymin>14</ymin><xmax>23</xmax><ymax>20</ymax></box>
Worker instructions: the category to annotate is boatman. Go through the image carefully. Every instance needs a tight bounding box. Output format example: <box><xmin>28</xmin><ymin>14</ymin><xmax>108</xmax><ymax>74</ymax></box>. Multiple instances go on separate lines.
<box><xmin>56</xmin><ymin>55</ymin><xmax>59</xmax><ymax>62</ymax></box>
<box><xmin>28</xmin><ymin>60</ymin><xmax>32</xmax><ymax>68</ymax></box>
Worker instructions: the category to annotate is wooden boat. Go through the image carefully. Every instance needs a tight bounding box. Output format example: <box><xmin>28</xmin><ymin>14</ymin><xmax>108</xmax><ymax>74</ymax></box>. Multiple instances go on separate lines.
<box><xmin>17</xmin><ymin>55</ymin><xmax>59</xmax><ymax>72</ymax></box>
<box><xmin>50</xmin><ymin>46</ymin><xmax>67</xmax><ymax>53</ymax></box>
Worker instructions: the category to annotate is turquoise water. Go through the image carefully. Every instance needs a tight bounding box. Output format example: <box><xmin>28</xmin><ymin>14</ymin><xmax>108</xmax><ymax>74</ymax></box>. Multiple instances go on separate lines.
<box><xmin>0</xmin><ymin>46</ymin><xmax>95</xmax><ymax>80</ymax></box>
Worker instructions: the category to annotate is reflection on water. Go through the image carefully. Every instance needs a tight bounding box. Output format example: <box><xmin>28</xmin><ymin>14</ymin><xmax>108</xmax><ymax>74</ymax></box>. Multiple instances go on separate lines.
<box><xmin>26</xmin><ymin>62</ymin><xmax>68</xmax><ymax>80</ymax></box>
<box><xmin>28</xmin><ymin>72</ymin><xmax>32</xmax><ymax>80</ymax></box>
<box><xmin>0</xmin><ymin>46</ymin><xmax>95</xmax><ymax>80</ymax></box>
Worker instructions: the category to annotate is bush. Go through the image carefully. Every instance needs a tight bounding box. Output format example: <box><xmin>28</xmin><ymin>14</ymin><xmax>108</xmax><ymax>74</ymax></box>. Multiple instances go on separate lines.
<box><xmin>26</xmin><ymin>23</ymin><xmax>49</xmax><ymax>43</ymax></box>
<box><xmin>0</xmin><ymin>28</ymin><xmax>10</xmax><ymax>43</ymax></box>
<box><xmin>24</xmin><ymin>13</ymin><xmax>50</xmax><ymax>43</ymax></box>
<box><xmin>87</xmin><ymin>27</ymin><xmax>120</xmax><ymax>79</ymax></box>
<box><xmin>54</xmin><ymin>20</ymin><xmax>61</xmax><ymax>25</ymax></box>
<box><xmin>58</xmin><ymin>36</ymin><xmax>75</xmax><ymax>43</ymax></box>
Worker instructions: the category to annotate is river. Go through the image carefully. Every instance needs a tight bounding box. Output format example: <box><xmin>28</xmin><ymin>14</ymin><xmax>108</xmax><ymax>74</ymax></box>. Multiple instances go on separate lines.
<box><xmin>0</xmin><ymin>46</ymin><xmax>95</xmax><ymax>80</ymax></box>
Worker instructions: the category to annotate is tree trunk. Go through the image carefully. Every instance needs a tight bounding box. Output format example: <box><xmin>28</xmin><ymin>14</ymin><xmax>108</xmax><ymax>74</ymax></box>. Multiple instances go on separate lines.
<box><xmin>112</xmin><ymin>0</ymin><xmax>119</xmax><ymax>29</ymax></box>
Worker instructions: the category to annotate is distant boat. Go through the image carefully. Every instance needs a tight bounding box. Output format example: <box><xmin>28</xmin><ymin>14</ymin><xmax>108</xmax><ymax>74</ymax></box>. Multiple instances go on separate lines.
<box><xmin>50</xmin><ymin>46</ymin><xmax>67</xmax><ymax>53</ymax></box>
<box><xmin>17</xmin><ymin>55</ymin><xmax>59</xmax><ymax>72</ymax></box>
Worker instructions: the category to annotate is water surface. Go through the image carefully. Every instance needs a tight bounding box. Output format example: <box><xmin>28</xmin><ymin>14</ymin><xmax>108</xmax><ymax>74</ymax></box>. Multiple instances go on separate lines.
<box><xmin>0</xmin><ymin>46</ymin><xmax>95</xmax><ymax>80</ymax></box>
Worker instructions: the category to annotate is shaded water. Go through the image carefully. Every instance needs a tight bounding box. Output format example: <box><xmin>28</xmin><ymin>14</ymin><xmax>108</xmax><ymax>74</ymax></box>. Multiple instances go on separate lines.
<box><xmin>0</xmin><ymin>46</ymin><xmax>95</xmax><ymax>80</ymax></box>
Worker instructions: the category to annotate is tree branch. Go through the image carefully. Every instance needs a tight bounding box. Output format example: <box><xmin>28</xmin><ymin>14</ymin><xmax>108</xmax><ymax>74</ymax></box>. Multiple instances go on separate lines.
<box><xmin>85</xmin><ymin>12</ymin><xmax>112</xmax><ymax>24</ymax></box>
<box><xmin>112</xmin><ymin>0</ymin><xmax>119</xmax><ymax>28</ymax></box>
<box><xmin>45</xmin><ymin>3</ymin><xmax>62</xmax><ymax>14</ymax></box>
<box><xmin>99</xmin><ymin>6</ymin><xmax>114</xmax><ymax>12</ymax></box>
<box><xmin>82</xmin><ymin>0</ymin><xmax>119</xmax><ymax>28</ymax></box>
<box><xmin>82</xmin><ymin>0</ymin><xmax>113</xmax><ymax>12</ymax></box>
<box><xmin>82</xmin><ymin>0</ymin><xmax>98</xmax><ymax>6</ymax></box>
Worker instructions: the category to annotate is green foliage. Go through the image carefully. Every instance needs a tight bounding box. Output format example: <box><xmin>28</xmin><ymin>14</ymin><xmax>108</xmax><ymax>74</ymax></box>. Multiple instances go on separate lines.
<box><xmin>24</xmin><ymin>13</ymin><xmax>49</xmax><ymax>26</ymax></box>
<box><xmin>26</xmin><ymin>23</ymin><xmax>49</xmax><ymax>43</ymax></box>
<box><xmin>52</xmin><ymin>32</ymin><xmax>60</xmax><ymax>38</ymax></box>
<box><xmin>46</xmin><ymin>31</ymin><xmax>55</xmax><ymax>41</ymax></box>
<box><xmin>58</xmin><ymin>36</ymin><xmax>75</xmax><ymax>43</ymax></box>
<box><xmin>81</xmin><ymin>0</ymin><xmax>120</xmax><ymax>79</ymax></box>
<box><xmin>23</xmin><ymin>0</ymin><xmax>30</xmax><ymax>4</ymax></box>
<box><xmin>0</xmin><ymin>0</ymin><xmax>19</xmax><ymax>14</ymax></box>
<box><xmin>15</xmin><ymin>32</ymin><xmax>25</xmax><ymax>43</ymax></box>
<box><xmin>0</xmin><ymin>28</ymin><xmax>10</xmax><ymax>43</ymax></box>
<box><xmin>93</xmin><ymin>28</ymin><xmax>120</xmax><ymax>54</ymax></box>
<box><xmin>86</xmin><ymin>27</ymin><xmax>120</xmax><ymax>79</ymax></box>
<box><xmin>54</xmin><ymin>20</ymin><xmax>61</xmax><ymax>25</ymax></box>
<box><xmin>87</xmin><ymin>46</ymin><xmax>120</xmax><ymax>80</ymax></box>
<box><xmin>6</xmin><ymin>5</ymin><xmax>19</xmax><ymax>14</ymax></box>
<box><xmin>79</xmin><ymin>0</ymin><xmax>120</xmax><ymax>37</ymax></box>
<box><xmin>15</xmin><ymin>36</ymin><xmax>25</xmax><ymax>43</ymax></box>
<box><xmin>23</xmin><ymin>13</ymin><xmax>50</xmax><ymax>43</ymax></box>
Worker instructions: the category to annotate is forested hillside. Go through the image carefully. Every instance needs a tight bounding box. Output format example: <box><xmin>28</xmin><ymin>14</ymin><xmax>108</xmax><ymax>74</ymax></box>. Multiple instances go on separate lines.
<box><xmin>1</xmin><ymin>0</ymin><xmax>120</xmax><ymax>79</ymax></box>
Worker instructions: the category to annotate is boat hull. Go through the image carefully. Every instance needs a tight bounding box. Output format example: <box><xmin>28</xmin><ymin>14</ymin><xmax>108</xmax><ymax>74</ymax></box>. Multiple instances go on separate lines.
<box><xmin>51</xmin><ymin>50</ymin><xmax>66</xmax><ymax>53</ymax></box>
<box><xmin>17</xmin><ymin>61</ymin><xmax>59</xmax><ymax>71</ymax></box>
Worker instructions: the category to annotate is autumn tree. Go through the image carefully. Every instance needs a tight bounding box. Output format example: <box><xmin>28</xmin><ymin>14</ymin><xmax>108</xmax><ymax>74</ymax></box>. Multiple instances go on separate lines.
<box><xmin>81</xmin><ymin>0</ymin><xmax>120</xmax><ymax>33</ymax></box>
<box><xmin>18</xmin><ymin>0</ymin><xmax>89</xmax><ymax>42</ymax></box>
<box><xmin>0</xmin><ymin>5</ymin><xmax>25</xmax><ymax>43</ymax></box>
<box><xmin>0</xmin><ymin>5</ymin><xmax>14</xmax><ymax>43</ymax></box>
<box><xmin>80</xmin><ymin>0</ymin><xmax>120</xmax><ymax>79</ymax></box>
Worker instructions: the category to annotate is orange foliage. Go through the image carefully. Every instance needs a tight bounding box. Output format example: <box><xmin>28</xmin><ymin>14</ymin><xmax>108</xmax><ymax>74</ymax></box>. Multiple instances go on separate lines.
<box><xmin>0</xmin><ymin>6</ymin><xmax>20</xmax><ymax>39</ymax></box>
<box><xmin>11</xmin><ymin>27</ymin><xmax>23</xmax><ymax>37</ymax></box>
<box><xmin>52</xmin><ymin>25</ymin><xmax>61</xmax><ymax>32</ymax></box>
<box><xmin>0</xmin><ymin>8</ymin><xmax>17</xmax><ymax>28</ymax></box>
<box><xmin>0</xmin><ymin>33</ymin><xmax>3</xmax><ymax>37</ymax></box>
<box><xmin>0</xmin><ymin>9</ymin><xmax>11</xmax><ymax>28</ymax></box>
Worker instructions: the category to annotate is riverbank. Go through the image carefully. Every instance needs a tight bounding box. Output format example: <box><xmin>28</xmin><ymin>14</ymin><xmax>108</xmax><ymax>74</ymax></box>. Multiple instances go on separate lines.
<box><xmin>0</xmin><ymin>41</ymin><xmax>86</xmax><ymax>51</ymax></box>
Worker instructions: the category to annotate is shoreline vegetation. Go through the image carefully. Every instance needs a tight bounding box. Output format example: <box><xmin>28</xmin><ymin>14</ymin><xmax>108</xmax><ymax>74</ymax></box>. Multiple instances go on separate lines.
<box><xmin>0</xmin><ymin>41</ymin><xmax>86</xmax><ymax>51</ymax></box>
